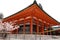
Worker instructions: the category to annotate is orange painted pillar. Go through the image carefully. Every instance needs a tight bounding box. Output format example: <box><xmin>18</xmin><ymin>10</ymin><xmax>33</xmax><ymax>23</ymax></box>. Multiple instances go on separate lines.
<box><xmin>16</xmin><ymin>22</ymin><xmax>19</xmax><ymax>34</ymax></box>
<box><xmin>41</xmin><ymin>23</ymin><xmax>44</xmax><ymax>35</ymax></box>
<box><xmin>36</xmin><ymin>20</ymin><xmax>39</xmax><ymax>34</ymax></box>
<box><xmin>48</xmin><ymin>24</ymin><xmax>52</xmax><ymax>35</ymax></box>
<box><xmin>30</xmin><ymin>18</ymin><xmax>33</xmax><ymax>34</ymax></box>
<box><xmin>49</xmin><ymin>25</ymin><xmax>52</xmax><ymax>35</ymax></box>
<box><xmin>16</xmin><ymin>29</ymin><xmax>18</xmax><ymax>34</ymax></box>
<box><xmin>23</xmin><ymin>19</ymin><xmax>26</xmax><ymax>34</ymax></box>
<box><xmin>46</xmin><ymin>24</ymin><xmax>49</xmax><ymax>35</ymax></box>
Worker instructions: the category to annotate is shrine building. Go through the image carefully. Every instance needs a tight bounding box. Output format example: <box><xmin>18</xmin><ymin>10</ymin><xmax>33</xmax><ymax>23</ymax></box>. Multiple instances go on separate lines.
<box><xmin>3</xmin><ymin>0</ymin><xmax>60</xmax><ymax>35</ymax></box>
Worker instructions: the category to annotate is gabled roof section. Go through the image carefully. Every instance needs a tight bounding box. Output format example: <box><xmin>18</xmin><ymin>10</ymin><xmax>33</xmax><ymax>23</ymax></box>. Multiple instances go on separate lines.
<box><xmin>3</xmin><ymin>0</ymin><xmax>42</xmax><ymax>20</ymax></box>
<box><xmin>3</xmin><ymin>0</ymin><xmax>60</xmax><ymax>25</ymax></box>
<box><xmin>3</xmin><ymin>0</ymin><xmax>38</xmax><ymax>20</ymax></box>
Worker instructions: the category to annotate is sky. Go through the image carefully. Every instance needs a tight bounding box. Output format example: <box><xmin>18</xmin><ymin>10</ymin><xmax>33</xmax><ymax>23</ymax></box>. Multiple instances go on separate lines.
<box><xmin>0</xmin><ymin>0</ymin><xmax>60</xmax><ymax>22</ymax></box>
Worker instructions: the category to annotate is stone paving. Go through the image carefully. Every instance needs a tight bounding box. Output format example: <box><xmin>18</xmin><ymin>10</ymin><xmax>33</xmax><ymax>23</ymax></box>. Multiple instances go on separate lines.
<box><xmin>0</xmin><ymin>34</ymin><xmax>60</xmax><ymax>40</ymax></box>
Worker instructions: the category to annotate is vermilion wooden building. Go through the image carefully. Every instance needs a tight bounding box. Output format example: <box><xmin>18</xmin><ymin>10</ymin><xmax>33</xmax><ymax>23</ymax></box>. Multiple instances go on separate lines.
<box><xmin>3</xmin><ymin>0</ymin><xmax>60</xmax><ymax>35</ymax></box>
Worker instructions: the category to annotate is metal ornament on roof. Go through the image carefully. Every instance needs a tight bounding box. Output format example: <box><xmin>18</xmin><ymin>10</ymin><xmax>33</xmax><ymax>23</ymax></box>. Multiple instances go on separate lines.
<box><xmin>39</xmin><ymin>3</ymin><xmax>43</xmax><ymax>10</ymax></box>
<box><xmin>34</xmin><ymin>0</ymin><xmax>37</xmax><ymax>4</ymax></box>
<box><xmin>34</xmin><ymin>0</ymin><xmax>43</xmax><ymax>9</ymax></box>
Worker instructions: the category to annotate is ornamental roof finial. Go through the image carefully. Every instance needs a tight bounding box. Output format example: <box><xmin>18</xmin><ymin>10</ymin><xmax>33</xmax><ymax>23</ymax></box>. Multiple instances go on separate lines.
<box><xmin>33</xmin><ymin>0</ymin><xmax>37</xmax><ymax>4</ymax></box>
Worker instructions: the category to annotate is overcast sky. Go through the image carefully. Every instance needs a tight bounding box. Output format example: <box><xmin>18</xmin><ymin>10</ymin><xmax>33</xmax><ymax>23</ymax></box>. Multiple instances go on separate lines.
<box><xmin>0</xmin><ymin>0</ymin><xmax>60</xmax><ymax>22</ymax></box>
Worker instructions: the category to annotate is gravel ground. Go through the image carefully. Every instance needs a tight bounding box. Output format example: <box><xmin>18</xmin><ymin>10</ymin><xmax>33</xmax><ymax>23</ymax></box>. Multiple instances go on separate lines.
<box><xmin>0</xmin><ymin>34</ymin><xmax>60</xmax><ymax>40</ymax></box>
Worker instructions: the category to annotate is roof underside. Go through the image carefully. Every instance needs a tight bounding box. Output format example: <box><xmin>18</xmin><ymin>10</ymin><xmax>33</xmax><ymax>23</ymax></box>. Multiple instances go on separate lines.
<box><xmin>3</xmin><ymin>2</ymin><xmax>60</xmax><ymax>26</ymax></box>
